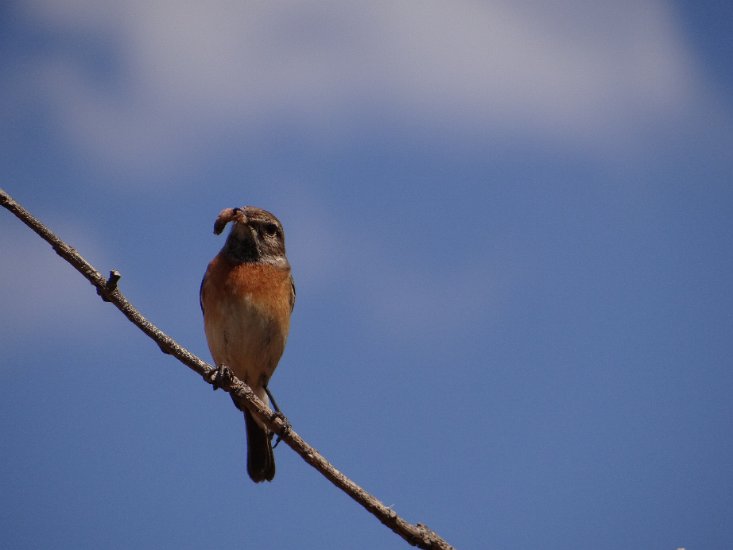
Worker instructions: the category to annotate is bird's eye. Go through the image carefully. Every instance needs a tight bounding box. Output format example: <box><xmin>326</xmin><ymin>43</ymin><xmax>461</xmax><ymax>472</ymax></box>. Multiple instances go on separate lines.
<box><xmin>264</xmin><ymin>223</ymin><xmax>279</xmax><ymax>236</ymax></box>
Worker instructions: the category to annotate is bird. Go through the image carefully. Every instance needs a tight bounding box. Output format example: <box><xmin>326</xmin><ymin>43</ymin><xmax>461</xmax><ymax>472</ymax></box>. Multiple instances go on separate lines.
<box><xmin>199</xmin><ymin>206</ymin><xmax>295</xmax><ymax>482</ymax></box>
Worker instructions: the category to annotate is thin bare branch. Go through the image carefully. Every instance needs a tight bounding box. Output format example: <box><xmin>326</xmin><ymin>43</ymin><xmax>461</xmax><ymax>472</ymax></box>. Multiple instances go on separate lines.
<box><xmin>0</xmin><ymin>188</ymin><xmax>454</xmax><ymax>550</ymax></box>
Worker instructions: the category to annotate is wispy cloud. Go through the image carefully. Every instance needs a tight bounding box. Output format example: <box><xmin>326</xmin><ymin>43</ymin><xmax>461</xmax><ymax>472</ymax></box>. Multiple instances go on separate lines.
<box><xmin>14</xmin><ymin>1</ymin><xmax>709</xmax><ymax>175</ymax></box>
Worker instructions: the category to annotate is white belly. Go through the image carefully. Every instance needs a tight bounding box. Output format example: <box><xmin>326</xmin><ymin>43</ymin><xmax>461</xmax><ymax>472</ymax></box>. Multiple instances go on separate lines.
<box><xmin>204</xmin><ymin>294</ymin><xmax>285</xmax><ymax>405</ymax></box>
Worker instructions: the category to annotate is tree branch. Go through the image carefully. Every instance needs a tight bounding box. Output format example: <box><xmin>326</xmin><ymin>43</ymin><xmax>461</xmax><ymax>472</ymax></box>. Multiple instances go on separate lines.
<box><xmin>0</xmin><ymin>188</ymin><xmax>454</xmax><ymax>550</ymax></box>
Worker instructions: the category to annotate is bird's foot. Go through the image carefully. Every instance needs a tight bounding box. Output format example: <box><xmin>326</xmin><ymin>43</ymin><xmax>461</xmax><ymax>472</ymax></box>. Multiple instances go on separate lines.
<box><xmin>209</xmin><ymin>363</ymin><xmax>233</xmax><ymax>391</ymax></box>
<box><xmin>271</xmin><ymin>411</ymin><xmax>290</xmax><ymax>448</ymax></box>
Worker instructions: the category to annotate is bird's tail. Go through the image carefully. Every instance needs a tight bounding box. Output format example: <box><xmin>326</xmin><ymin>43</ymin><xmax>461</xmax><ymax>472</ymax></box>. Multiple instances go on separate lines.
<box><xmin>244</xmin><ymin>409</ymin><xmax>275</xmax><ymax>482</ymax></box>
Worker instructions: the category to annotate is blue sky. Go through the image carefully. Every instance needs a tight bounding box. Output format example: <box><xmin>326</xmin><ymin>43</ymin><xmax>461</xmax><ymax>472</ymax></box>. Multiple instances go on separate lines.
<box><xmin>1</xmin><ymin>2</ymin><xmax>732</xmax><ymax>549</ymax></box>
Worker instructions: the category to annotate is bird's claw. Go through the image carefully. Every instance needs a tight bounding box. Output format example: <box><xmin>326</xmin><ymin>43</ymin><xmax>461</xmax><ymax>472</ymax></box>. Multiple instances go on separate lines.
<box><xmin>210</xmin><ymin>364</ymin><xmax>233</xmax><ymax>391</ymax></box>
<box><xmin>271</xmin><ymin>411</ymin><xmax>290</xmax><ymax>448</ymax></box>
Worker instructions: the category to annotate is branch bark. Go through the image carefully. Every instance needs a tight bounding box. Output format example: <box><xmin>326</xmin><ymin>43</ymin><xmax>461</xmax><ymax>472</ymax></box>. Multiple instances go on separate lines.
<box><xmin>0</xmin><ymin>188</ymin><xmax>454</xmax><ymax>550</ymax></box>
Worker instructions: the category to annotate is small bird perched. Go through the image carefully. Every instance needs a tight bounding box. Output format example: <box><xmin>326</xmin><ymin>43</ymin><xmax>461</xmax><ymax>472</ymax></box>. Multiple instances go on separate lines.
<box><xmin>200</xmin><ymin>206</ymin><xmax>295</xmax><ymax>482</ymax></box>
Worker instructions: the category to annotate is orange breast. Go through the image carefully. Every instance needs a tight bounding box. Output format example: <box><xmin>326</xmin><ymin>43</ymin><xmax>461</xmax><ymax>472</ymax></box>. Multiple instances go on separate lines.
<box><xmin>201</xmin><ymin>254</ymin><xmax>293</xmax><ymax>395</ymax></box>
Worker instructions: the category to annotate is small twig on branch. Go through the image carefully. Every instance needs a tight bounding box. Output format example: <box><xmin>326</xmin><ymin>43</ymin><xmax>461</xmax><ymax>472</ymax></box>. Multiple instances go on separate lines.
<box><xmin>101</xmin><ymin>269</ymin><xmax>121</xmax><ymax>299</ymax></box>
<box><xmin>0</xmin><ymin>188</ymin><xmax>454</xmax><ymax>550</ymax></box>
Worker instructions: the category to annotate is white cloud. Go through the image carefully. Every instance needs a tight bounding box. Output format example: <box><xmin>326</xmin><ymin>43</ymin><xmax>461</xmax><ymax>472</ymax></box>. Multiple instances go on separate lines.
<box><xmin>15</xmin><ymin>1</ymin><xmax>709</xmax><ymax>174</ymax></box>
<box><xmin>7</xmin><ymin>1</ymin><xmax>713</xmax><ymax>337</ymax></box>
